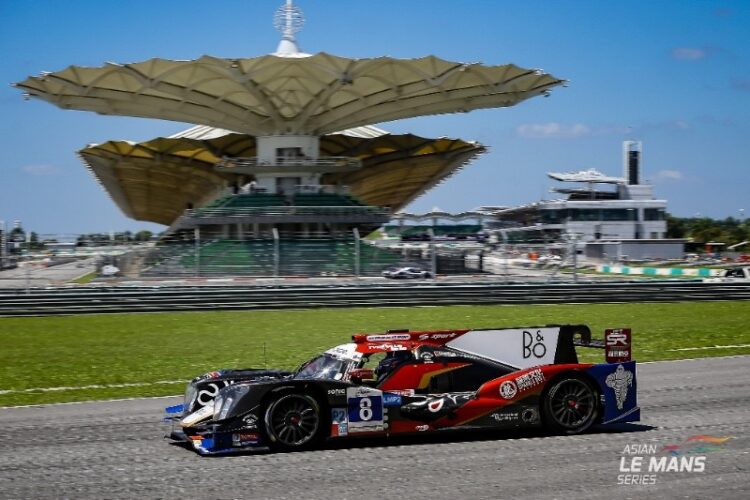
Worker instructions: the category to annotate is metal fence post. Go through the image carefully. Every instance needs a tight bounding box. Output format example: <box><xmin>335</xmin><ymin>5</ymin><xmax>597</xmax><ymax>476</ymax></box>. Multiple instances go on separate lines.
<box><xmin>0</xmin><ymin>220</ymin><xmax>5</xmax><ymax>270</ymax></box>
<box><xmin>353</xmin><ymin>228</ymin><xmax>361</xmax><ymax>278</ymax></box>
<box><xmin>194</xmin><ymin>227</ymin><xmax>201</xmax><ymax>277</ymax></box>
<box><xmin>272</xmin><ymin>227</ymin><xmax>280</xmax><ymax>278</ymax></box>
<box><xmin>428</xmin><ymin>228</ymin><xmax>437</xmax><ymax>277</ymax></box>
<box><xmin>572</xmin><ymin>233</ymin><xmax>578</xmax><ymax>284</ymax></box>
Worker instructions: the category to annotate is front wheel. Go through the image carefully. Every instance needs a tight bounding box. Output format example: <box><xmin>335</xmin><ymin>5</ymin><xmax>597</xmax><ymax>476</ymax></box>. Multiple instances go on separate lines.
<box><xmin>264</xmin><ymin>393</ymin><xmax>322</xmax><ymax>450</ymax></box>
<box><xmin>542</xmin><ymin>376</ymin><xmax>598</xmax><ymax>435</ymax></box>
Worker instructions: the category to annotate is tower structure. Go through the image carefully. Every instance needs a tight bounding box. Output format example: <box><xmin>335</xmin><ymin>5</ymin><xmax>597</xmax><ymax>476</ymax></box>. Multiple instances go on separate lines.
<box><xmin>15</xmin><ymin>1</ymin><xmax>564</xmax><ymax>276</ymax></box>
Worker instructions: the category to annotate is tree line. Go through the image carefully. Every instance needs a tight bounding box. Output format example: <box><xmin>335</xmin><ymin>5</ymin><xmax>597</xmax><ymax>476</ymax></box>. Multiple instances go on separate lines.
<box><xmin>667</xmin><ymin>215</ymin><xmax>749</xmax><ymax>247</ymax></box>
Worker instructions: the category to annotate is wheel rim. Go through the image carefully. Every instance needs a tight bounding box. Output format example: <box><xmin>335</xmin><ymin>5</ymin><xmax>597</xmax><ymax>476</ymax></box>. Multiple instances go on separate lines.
<box><xmin>268</xmin><ymin>395</ymin><xmax>320</xmax><ymax>446</ymax></box>
<box><xmin>549</xmin><ymin>379</ymin><xmax>595</xmax><ymax>429</ymax></box>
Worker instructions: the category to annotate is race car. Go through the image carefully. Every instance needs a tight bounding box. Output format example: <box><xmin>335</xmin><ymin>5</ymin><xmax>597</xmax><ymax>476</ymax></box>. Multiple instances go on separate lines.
<box><xmin>165</xmin><ymin>324</ymin><xmax>638</xmax><ymax>455</ymax></box>
<box><xmin>381</xmin><ymin>266</ymin><xmax>432</xmax><ymax>279</ymax></box>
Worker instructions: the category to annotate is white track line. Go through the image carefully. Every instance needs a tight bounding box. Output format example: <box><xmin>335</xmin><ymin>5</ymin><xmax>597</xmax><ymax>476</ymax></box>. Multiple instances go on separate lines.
<box><xmin>0</xmin><ymin>379</ymin><xmax>184</xmax><ymax>396</ymax></box>
<box><xmin>666</xmin><ymin>344</ymin><xmax>750</xmax><ymax>352</ymax></box>
<box><xmin>0</xmin><ymin>394</ymin><xmax>180</xmax><ymax>410</ymax></box>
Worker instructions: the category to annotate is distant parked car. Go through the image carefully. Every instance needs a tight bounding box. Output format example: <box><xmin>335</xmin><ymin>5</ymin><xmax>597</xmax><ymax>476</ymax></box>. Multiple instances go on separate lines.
<box><xmin>704</xmin><ymin>267</ymin><xmax>750</xmax><ymax>283</ymax></box>
<box><xmin>382</xmin><ymin>266</ymin><xmax>432</xmax><ymax>279</ymax></box>
<box><xmin>100</xmin><ymin>264</ymin><xmax>120</xmax><ymax>277</ymax></box>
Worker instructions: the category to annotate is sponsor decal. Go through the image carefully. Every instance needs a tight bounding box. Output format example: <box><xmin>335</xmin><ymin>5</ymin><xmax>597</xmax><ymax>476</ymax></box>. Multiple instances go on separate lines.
<box><xmin>383</xmin><ymin>393</ymin><xmax>402</xmax><ymax>407</ymax></box>
<box><xmin>331</xmin><ymin>408</ymin><xmax>348</xmax><ymax>424</ymax></box>
<box><xmin>491</xmin><ymin>412</ymin><xmax>519</xmax><ymax>422</ymax></box>
<box><xmin>606</xmin><ymin>328</ymin><xmax>632</xmax><ymax>363</ymax></box>
<box><xmin>325</xmin><ymin>343</ymin><xmax>363</xmax><ymax>361</ymax></box>
<box><xmin>337</xmin><ymin>422</ymin><xmax>348</xmax><ymax>437</ymax></box>
<box><xmin>327</xmin><ymin>388</ymin><xmax>346</xmax><ymax>396</ymax></box>
<box><xmin>242</xmin><ymin>413</ymin><xmax>258</xmax><ymax>428</ymax></box>
<box><xmin>366</xmin><ymin>334</ymin><xmax>411</xmax><ymax>342</ymax></box>
<box><xmin>499</xmin><ymin>380</ymin><xmax>518</xmax><ymax>400</ymax></box>
<box><xmin>418</xmin><ymin>332</ymin><xmax>458</xmax><ymax>341</ymax></box>
<box><xmin>605</xmin><ymin>365</ymin><xmax>634</xmax><ymax>410</ymax></box>
<box><xmin>415</xmin><ymin>424</ymin><xmax>430</xmax><ymax>432</ymax></box>
<box><xmin>433</xmin><ymin>350</ymin><xmax>458</xmax><ymax>358</ymax></box>
<box><xmin>232</xmin><ymin>432</ymin><xmax>260</xmax><ymax>446</ymax></box>
<box><xmin>420</xmin><ymin>352</ymin><xmax>434</xmax><ymax>362</ymax></box>
<box><xmin>388</xmin><ymin>388</ymin><xmax>415</xmax><ymax>397</ymax></box>
<box><xmin>515</xmin><ymin>369</ymin><xmax>545</xmax><ymax>392</ymax></box>
<box><xmin>522</xmin><ymin>330</ymin><xmax>547</xmax><ymax>359</ymax></box>
<box><xmin>368</xmin><ymin>343</ymin><xmax>409</xmax><ymax>351</ymax></box>
<box><xmin>616</xmin><ymin>435</ymin><xmax>732</xmax><ymax>485</ymax></box>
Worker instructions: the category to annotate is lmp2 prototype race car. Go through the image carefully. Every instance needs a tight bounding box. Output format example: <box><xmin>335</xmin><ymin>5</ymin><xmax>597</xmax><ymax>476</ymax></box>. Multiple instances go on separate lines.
<box><xmin>165</xmin><ymin>324</ymin><xmax>638</xmax><ymax>455</ymax></box>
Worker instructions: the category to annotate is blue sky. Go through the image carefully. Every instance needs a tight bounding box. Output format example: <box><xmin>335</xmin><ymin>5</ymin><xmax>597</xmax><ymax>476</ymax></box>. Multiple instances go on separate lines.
<box><xmin>1</xmin><ymin>0</ymin><xmax>748</xmax><ymax>234</ymax></box>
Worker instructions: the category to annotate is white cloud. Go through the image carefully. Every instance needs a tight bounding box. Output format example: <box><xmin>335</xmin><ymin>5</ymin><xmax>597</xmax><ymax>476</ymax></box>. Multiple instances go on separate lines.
<box><xmin>671</xmin><ymin>47</ymin><xmax>708</xmax><ymax>60</ymax></box>
<box><xmin>516</xmin><ymin>122</ymin><xmax>591</xmax><ymax>139</ymax></box>
<box><xmin>21</xmin><ymin>164</ymin><xmax>62</xmax><ymax>176</ymax></box>
<box><xmin>654</xmin><ymin>169</ymin><xmax>684</xmax><ymax>181</ymax></box>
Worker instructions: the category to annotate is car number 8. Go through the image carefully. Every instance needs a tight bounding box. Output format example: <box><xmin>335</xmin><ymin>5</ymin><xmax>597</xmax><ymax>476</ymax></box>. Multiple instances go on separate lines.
<box><xmin>359</xmin><ymin>397</ymin><xmax>373</xmax><ymax>421</ymax></box>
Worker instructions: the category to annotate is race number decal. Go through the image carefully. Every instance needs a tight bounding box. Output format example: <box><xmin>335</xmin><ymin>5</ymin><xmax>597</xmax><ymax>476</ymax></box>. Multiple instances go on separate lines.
<box><xmin>346</xmin><ymin>387</ymin><xmax>384</xmax><ymax>433</ymax></box>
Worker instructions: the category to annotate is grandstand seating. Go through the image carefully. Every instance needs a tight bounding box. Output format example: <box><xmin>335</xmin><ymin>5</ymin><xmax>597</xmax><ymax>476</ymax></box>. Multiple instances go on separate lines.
<box><xmin>143</xmin><ymin>192</ymin><xmax>399</xmax><ymax>277</ymax></box>
<box><xmin>222</xmin><ymin>193</ymin><xmax>286</xmax><ymax>208</ymax></box>
<box><xmin>292</xmin><ymin>193</ymin><xmax>365</xmax><ymax>206</ymax></box>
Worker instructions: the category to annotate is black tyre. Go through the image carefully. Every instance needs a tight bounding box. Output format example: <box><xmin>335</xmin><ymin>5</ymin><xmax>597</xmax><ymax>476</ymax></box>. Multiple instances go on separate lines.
<box><xmin>264</xmin><ymin>393</ymin><xmax>323</xmax><ymax>450</ymax></box>
<box><xmin>542</xmin><ymin>376</ymin><xmax>598</xmax><ymax>435</ymax></box>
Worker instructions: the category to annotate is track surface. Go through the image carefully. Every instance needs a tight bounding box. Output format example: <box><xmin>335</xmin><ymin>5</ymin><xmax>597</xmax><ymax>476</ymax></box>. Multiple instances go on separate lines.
<box><xmin>0</xmin><ymin>356</ymin><xmax>748</xmax><ymax>499</ymax></box>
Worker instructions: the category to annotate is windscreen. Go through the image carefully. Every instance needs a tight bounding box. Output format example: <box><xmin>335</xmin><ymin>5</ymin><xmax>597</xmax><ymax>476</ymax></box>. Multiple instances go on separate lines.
<box><xmin>295</xmin><ymin>354</ymin><xmax>350</xmax><ymax>380</ymax></box>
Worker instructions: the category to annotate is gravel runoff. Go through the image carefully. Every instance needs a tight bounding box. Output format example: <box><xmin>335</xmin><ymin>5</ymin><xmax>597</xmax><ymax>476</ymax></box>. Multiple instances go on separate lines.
<box><xmin>0</xmin><ymin>356</ymin><xmax>748</xmax><ymax>500</ymax></box>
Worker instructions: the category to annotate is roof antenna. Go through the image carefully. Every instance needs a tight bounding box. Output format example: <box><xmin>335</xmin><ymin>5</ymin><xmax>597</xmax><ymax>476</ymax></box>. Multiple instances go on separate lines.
<box><xmin>274</xmin><ymin>0</ymin><xmax>305</xmax><ymax>56</ymax></box>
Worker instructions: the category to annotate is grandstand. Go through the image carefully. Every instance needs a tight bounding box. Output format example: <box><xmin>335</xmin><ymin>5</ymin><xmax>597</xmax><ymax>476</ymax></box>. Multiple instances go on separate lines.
<box><xmin>15</xmin><ymin>1</ymin><xmax>563</xmax><ymax>278</ymax></box>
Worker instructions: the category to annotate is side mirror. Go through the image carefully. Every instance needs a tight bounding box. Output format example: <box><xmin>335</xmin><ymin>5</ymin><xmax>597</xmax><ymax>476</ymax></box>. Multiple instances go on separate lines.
<box><xmin>349</xmin><ymin>368</ymin><xmax>376</xmax><ymax>383</ymax></box>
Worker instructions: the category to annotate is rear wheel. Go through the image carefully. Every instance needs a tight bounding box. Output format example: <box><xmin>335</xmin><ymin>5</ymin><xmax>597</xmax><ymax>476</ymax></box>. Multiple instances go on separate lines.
<box><xmin>264</xmin><ymin>393</ymin><xmax>322</xmax><ymax>450</ymax></box>
<box><xmin>542</xmin><ymin>376</ymin><xmax>598</xmax><ymax>435</ymax></box>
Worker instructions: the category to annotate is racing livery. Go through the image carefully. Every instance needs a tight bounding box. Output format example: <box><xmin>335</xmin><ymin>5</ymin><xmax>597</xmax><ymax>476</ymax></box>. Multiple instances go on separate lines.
<box><xmin>165</xmin><ymin>324</ymin><xmax>639</xmax><ymax>454</ymax></box>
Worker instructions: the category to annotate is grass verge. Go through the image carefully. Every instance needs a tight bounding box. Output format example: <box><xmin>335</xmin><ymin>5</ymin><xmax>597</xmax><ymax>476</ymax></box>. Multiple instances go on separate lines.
<box><xmin>70</xmin><ymin>271</ymin><xmax>97</xmax><ymax>284</ymax></box>
<box><xmin>1</xmin><ymin>301</ymin><xmax>749</xmax><ymax>407</ymax></box>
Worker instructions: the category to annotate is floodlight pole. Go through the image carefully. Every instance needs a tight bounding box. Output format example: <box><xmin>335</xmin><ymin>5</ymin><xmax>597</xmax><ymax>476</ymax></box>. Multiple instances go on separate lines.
<box><xmin>0</xmin><ymin>220</ymin><xmax>5</xmax><ymax>270</ymax></box>
<box><xmin>272</xmin><ymin>227</ymin><xmax>280</xmax><ymax>278</ymax></box>
<box><xmin>500</xmin><ymin>230</ymin><xmax>509</xmax><ymax>284</ymax></box>
<box><xmin>428</xmin><ymin>228</ymin><xmax>437</xmax><ymax>277</ymax></box>
<box><xmin>194</xmin><ymin>228</ymin><xmax>201</xmax><ymax>277</ymax></box>
<box><xmin>353</xmin><ymin>228</ymin><xmax>361</xmax><ymax>279</ymax></box>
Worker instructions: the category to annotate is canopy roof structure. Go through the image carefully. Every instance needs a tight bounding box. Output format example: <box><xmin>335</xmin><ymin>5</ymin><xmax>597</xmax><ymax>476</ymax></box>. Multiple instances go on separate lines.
<box><xmin>547</xmin><ymin>168</ymin><xmax>625</xmax><ymax>184</ymax></box>
<box><xmin>15</xmin><ymin>54</ymin><xmax>563</xmax><ymax>136</ymax></box>
<box><xmin>78</xmin><ymin>126</ymin><xmax>484</xmax><ymax>225</ymax></box>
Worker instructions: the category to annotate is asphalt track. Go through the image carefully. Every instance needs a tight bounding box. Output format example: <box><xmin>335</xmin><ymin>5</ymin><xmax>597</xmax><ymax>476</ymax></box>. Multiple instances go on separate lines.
<box><xmin>0</xmin><ymin>356</ymin><xmax>748</xmax><ymax>500</ymax></box>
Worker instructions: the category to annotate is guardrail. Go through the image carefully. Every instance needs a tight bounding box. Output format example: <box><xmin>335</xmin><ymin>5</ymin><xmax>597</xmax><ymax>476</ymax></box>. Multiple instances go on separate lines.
<box><xmin>0</xmin><ymin>281</ymin><xmax>748</xmax><ymax>316</ymax></box>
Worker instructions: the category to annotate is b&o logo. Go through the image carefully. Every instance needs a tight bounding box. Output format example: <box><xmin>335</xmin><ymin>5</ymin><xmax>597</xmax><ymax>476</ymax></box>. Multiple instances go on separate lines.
<box><xmin>523</xmin><ymin>330</ymin><xmax>547</xmax><ymax>359</ymax></box>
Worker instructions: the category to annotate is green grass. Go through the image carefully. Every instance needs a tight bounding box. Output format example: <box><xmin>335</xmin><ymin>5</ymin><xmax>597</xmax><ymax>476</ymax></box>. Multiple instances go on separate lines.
<box><xmin>1</xmin><ymin>301</ymin><xmax>749</xmax><ymax>407</ymax></box>
<box><xmin>70</xmin><ymin>271</ymin><xmax>97</xmax><ymax>284</ymax></box>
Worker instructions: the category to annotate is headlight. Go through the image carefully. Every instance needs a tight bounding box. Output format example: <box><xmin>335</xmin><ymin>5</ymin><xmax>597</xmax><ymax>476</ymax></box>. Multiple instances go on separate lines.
<box><xmin>213</xmin><ymin>395</ymin><xmax>224</xmax><ymax>420</ymax></box>
<box><xmin>184</xmin><ymin>384</ymin><xmax>198</xmax><ymax>411</ymax></box>
<box><xmin>218</xmin><ymin>396</ymin><xmax>234</xmax><ymax>420</ymax></box>
<box><xmin>213</xmin><ymin>394</ymin><xmax>235</xmax><ymax>421</ymax></box>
